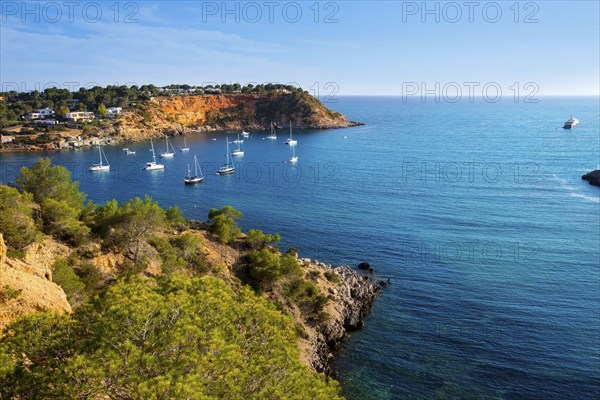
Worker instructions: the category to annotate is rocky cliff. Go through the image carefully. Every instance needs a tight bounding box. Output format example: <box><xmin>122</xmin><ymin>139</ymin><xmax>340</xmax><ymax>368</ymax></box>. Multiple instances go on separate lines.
<box><xmin>291</xmin><ymin>261</ymin><xmax>384</xmax><ymax>374</ymax></box>
<box><xmin>0</xmin><ymin>234</ymin><xmax>72</xmax><ymax>327</ymax></box>
<box><xmin>582</xmin><ymin>169</ymin><xmax>600</xmax><ymax>187</ymax></box>
<box><xmin>111</xmin><ymin>93</ymin><xmax>361</xmax><ymax>141</ymax></box>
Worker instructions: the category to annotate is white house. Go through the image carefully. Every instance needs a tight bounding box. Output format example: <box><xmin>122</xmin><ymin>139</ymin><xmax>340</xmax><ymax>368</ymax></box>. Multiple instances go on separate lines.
<box><xmin>66</xmin><ymin>111</ymin><xmax>95</xmax><ymax>122</ymax></box>
<box><xmin>25</xmin><ymin>112</ymin><xmax>43</xmax><ymax>120</ymax></box>
<box><xmin>36</xmin><ymin>108</ymin><xmax>54</xmax><ymax>116</ymax></box>
<box><xmin>106</xmin><ymin>107</ymin><xmax>122</xmax><ymax>116</ymax></box>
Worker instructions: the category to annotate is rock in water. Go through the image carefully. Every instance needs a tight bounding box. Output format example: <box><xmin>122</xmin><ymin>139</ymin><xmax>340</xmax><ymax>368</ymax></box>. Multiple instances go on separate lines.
<box><xmin>582</xmin><ymin>169</ymin><xmax>600</xmax><ymax>187</ymax></box>
<box><xmin>358</xmin><ymin>262</ymin><xmax>371</xmax><ymax>270</ymax></box>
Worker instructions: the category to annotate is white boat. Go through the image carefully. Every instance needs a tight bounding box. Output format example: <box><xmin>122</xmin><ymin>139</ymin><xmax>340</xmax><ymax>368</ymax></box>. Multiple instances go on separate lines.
<box><xmin>184</xmin><ymin>155</ymin><xmax>204</xmax><ymax>184</ymax></box>
<box><xmin>216</xmin><ymin>137</ymin><xmax>236</xmax><ymax>175</ymax></box>
<box><xmin>284</xmin><ymin>121</ymin><xmax>297</xmax><ymax>146</ymax></box>
<box><xmin>180</xmin><ymin>136</ymin><xmax>190</xmax><ymax>152</ymax></box>
<box><xmin>563</xmin><ymin>117</ymin><xmax>580</xmax><ymax>129</ymax></box>
<box><xmin>144</xmin><ymin>139</ymin><xmax>165</xmax><ymax>170</ymax></box>
<box><xmin>266</xmin><ymin>122</ymin><xmax>277</xmax><ymax>140</ymax></box>
<box><xmin>160</xmin><ymin>136</ymin><xmax>175</xmax><ymax>158</ymax></box>
<box><xmin>289</xmin><ymin>141</ymin><xmax>298</xmax><ymax>163</ymax></box>
<box><xmin>126</xmin><ymin>150</ymin><xmax>136</xmax><ymax>155</ymax></box>
<box><xmin>89</xmin><ymin>144</ymin><xmax>110</xmax><ymax>171</ymax></box>
<box><xmin>232</xmin><ymin>134</ymin><xmax>244</xmax><ymax>156</ymax></box>
<box><xmin>122</xmin><ymin>148</ymin><xmax>129</xmax><ymax>152</ymax></box>
<box><xmin>232</xmin><ymin>133</ymin><xmax>244</xmax><ymax>144</ymax></box>
<box><xmin>241</xmin><ymin>131</ymin><xmax>250</xmax><ymax>137</ymax></box>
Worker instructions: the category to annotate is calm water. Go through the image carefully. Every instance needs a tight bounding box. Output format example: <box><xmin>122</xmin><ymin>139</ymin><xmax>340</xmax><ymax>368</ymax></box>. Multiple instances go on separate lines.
<box><xmin>1</xmin><ymin>97</ymin><xmax>599</xmax><ymax>399</ymax></box>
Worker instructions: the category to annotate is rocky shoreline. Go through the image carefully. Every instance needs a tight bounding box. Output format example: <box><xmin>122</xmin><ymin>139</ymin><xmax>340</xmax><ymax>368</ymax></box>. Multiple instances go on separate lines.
<box><xmin>582</xmin><ymin>169</ymin><xmax>600</xmax><ymax>187</ymax></box>
<box><xmin>297</xmin><ymin>261</ymin><xmax>386</xmax><ymax>374</ymax></box>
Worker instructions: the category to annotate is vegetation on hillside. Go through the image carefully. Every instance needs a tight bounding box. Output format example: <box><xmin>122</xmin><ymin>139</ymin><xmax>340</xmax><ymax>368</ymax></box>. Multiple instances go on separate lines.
<box><xmin>0</xmin><ymin>158</ymin><xmax>343</xmax><ymax>399</ymax></box>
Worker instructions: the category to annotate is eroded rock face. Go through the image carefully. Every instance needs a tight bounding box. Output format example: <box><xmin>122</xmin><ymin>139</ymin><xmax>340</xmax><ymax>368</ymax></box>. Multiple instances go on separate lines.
<box><xmin>0</xmin><ymin>235</ymin><xmax>72</xmax><ymax>326</ymax></box>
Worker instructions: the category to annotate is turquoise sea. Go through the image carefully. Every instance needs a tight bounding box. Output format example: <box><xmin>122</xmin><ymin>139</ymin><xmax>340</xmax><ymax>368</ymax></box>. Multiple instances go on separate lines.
<box><xmin>1</xmin><ymin>96</ymin><xmax>599</xmax><ymax>399</ymax></box>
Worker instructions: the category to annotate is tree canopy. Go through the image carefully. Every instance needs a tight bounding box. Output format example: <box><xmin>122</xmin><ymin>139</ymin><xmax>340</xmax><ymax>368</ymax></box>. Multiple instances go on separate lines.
<box><xmin>0</xmin><ymin>276</ymin><xmax>342</xmax><ymax>399</ymax></box>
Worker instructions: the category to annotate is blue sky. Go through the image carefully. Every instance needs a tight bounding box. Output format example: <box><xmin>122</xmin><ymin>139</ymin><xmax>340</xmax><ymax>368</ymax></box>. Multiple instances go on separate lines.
<box><xmin>1</xmin><ymin>1</ymin><xmax>599</xmax><ymax>95</ymax></box>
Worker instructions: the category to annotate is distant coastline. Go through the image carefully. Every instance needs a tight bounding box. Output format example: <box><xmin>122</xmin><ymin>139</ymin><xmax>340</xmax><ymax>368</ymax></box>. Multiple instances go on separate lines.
<box><xmin>0</xmin><ymin>85</ymin><xmax>363</xmax><ymax>153</ymax></box>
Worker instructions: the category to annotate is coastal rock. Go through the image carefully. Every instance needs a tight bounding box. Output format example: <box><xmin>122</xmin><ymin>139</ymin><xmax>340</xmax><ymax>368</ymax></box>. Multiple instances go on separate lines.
<box><xmin>0</xmin><ymin>234</ymin><xmax>71</xmax><ymax>326</ymax></box>
<box><xmin>305</xmin><ymin>264</ymin><xmax>383</xmax><ymax>374</ymax></box>
<box><xmin>358</xmin><ymin>262</ymin><xmax>371</xmax><ymax>270</ymax></box>
<box><xmin>582</xmin><ymin>169</ymin><xmax>600</xmax><ymax>187</ymax></box>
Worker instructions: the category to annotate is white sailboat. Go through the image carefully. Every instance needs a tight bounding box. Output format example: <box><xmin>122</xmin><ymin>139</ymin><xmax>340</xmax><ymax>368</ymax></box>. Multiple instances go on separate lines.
<box><xmin>89</xmin><ymin>144</ymin><xmax>110</xmax><ymax>171</ymax></box>
<box><xmin>216</xmin><ymin>137</ymin><xmax>236</xmax><ymax>175</ymax></box>
<box><xmin>241</xmin><ymin>130</ymin><xmax>250</xmax><ymax>137</ymax></box>
<box><xmin>289</xmin><ymin>142</ymin><xmax>298</xmax><ymax>163</ymax></box>
<box><xmin>125</xmin><ymin>149</ymin><xmax>136</xmax><ymax>155</ymax></box>
<box><xmin>160</xmin><ymin>135</ymin><xmax>175</xmax><ymax>158</ymax></box>
<box><xmin>266</xmin><ymin>122</ymin><xmax>277</xmax><ymax>140</ymax></box>
<box><xmin>184</xmin><ymin>155</ymin><xmax>204</xmax><ymax>184</ymax></box>
<box><xmin>144</xmin><ymin>139</ymin><xmax>165</xmax><ymax>170</ymax></box>
<box><xmin>232</xmin><ymin>133</ymin><xmax>244</xmax><ymax>144</ymax></box>
<box><xmin>231</xmin><ymin>134</ymin><xmax>244</xmax><ymax>157</ymax></box>
<box><xmin>284</xmin><ymin>121</ymin><xmax>297</xmax><ymax>146</ymax></box>
<box><xmin>180</xmin><ymin>136</ymin><xmax>190</xmax><ymax>152</ymax></box>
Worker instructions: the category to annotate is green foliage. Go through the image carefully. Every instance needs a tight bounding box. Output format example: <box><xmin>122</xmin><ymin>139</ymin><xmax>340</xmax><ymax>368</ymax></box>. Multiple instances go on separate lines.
<box><xmin>0</xmin><ymin>185</ymin><xmax>38</xmax><ymax>249</ymax></box>
<box><xmin>96</xmin><ymin>103</ymin><xmax>107</xmax><ymax>115</ymax></box>
<box><xmin>165</xmin><ymin>206</ymin><xmax>186</xmax><ymax>229</ymax></box>
<box><xmin>247</xmin><ymin>249</ymin><xmax>302</xmax><ymax>290</ymax></box>
<box><xmin>41</xmin><ymin>198</ymin><xmax>90</xmax><ymax>246</ymax></box>
<box><xmin>149</xmin><ymin>236</ymin><xmax>187</xmax><ymax>274</ymax></box>
<box><xmin>284</xmin><ymin>278</ymin><xmax>329</xmax><ymax>315</ymax></box>
<box><xmin>0</xmin><ymin>285</ymin><xmax>21</xmax><ymax>302</ymax></box>
<box><xmin>207</xmin><ymin>206</ymin><xmax>242</xmax><ymax>244</ymax></box>
<box><xmin>245</xmin><ymin>229</ymin><xmax>281</xmax><ymax>250</ymax></box>
<box><xmin>96</xmin><ymin>196</ymin><xmax>166</xmax><ymax>261</ymax></box>
<box><xmin>16</xmin><ymin>158</ymin><xmax>85</xmax><ymax>211</ymax></box>
<box><xmin>324</xmin><ymin>270</ymin><xmax>340</xmax><ymax>284</ymax></box>
<box><xmin>77</xmin><ymin>262</ymin><xmax>103</xmax><ymax>292</ymax></box>
<box><xmin>171</xmin><ymin>233</ymin><xmax>207</xmax><ymax>274</ymax></box>
<box><xmin>0</xmin><ymin>276</ymin><xmax>342</xmax><ymax>399</ymax></box>
<box><xmin>52</xmin><ymin>258</ymin><xmax>85</xmax><ymax>304</ymax></box>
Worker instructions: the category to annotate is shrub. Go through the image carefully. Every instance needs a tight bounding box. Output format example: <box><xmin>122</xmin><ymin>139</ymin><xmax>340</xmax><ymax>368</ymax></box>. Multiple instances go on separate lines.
<box><xmin>42</xmin><ymin>198</ymin><xmax>90</xmax><ymax>246</ymax></box>
<box><xmin>0</xmin><ymin>285</ymin><xmax>21</xmax><ymax>302</ymax></box>
<box><xmin>52</xmin><ymin>258</ymin><xmax>85</xmax><ymax>304</ymax></box>
<box><xmin>0</xmin><ymin>185</ymin><xmax>38</xmax><ymax>250</ymax></box>
<box><xmin>207</xmin><ymin>206</ymin><xmax>242</xmax><ymax>244</ymax></box>
<box><xmin>323</xmin><ymin>270</ymin><xmax>340</xmax><ymax>284</ymax></box>
<box><xmin>245</xmin><ymin>229</ymin><xmax>280</xmax><ymax>250</ymax></box>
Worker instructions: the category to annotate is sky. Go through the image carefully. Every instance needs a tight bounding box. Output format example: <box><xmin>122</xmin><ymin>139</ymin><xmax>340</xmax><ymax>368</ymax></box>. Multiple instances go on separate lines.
<box><xmin>1</xmin><ymin>1</ymin><xmax>599</xmax><ymax>95</ymax></box>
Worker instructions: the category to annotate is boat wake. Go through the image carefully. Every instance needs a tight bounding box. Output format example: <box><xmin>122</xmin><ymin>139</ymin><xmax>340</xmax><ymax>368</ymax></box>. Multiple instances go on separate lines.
<box><xmin>553</xmin><ymin>174</ymin><xmax>600</xmax><ymax>203</ymax></box>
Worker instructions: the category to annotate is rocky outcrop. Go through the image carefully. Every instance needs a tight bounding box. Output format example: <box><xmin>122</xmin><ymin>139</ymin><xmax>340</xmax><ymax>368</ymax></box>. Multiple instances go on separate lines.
<box><xmin>298</xmin><ymin>262</ymin><xmax>385</xmax><ymax>374</ymax></box>
<box><xmin>0</xmin><ymin>235</ymin><xmax>72</xmax><ymax>327</ymax></box>
<box><xmin>110</xmin><ymin>94</ymin><xmax>362</xmax><ymax>142</ymax></box>
<box><xmin>582</xmin><ymin>169</ymin><xmax>600</xmax><ymax>187</ymax></box>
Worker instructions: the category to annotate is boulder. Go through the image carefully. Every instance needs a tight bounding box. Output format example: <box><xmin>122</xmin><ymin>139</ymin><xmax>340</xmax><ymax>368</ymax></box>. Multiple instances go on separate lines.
<box><xmin>358</xmin><ymin>262</ymin><xmax>371</xmax><ymax>270</ymax></box>
<box><xmin>582</xmin><ymin>169</ymin><xmax>600</xmax><ymax>187</ymax></box>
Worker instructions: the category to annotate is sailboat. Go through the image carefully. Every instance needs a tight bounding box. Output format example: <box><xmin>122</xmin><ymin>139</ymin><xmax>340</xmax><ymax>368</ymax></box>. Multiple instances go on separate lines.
<box><xmin>160</xmin><ymin>135</ymin><xmax>175</xmax><ymax>158</ymax></box>
<box><xmin>180</xmin><ymin>136</ymin><xmax>190</xmax><ymax>152</ymax></box>
<box><xmin>232</xmin><ymin>133</ymin><xmax>244</xmax><ymax>144</ymax></box>
<box><xmin>241</xmin><ymin>130</ymin><xmax>250</xmax><ymax>138</ymax></box>
<box><xmin>216</xmin><ymin>137</ymin><xmax>236</xmax><ymax>175</ymax></box>
<box><xmin>284</xmin><ymin>121</ymin><xmax>297</xmax><ymax>146</ymax></box>
<box><xmin>289</xmin><ymin>142</ymin><xmax>298</xmax><ymax>163</ymax></box>
<box><xmin>184</xmin><ymin>155</ymin><xmax>204</xmax><ymax>184</ymax></box>
<box><xmin>144</xmin><ymin>139</ymin><xmax>165</xmax><ymax>170</ymax></box>
<box><xmin>89</xmin><ymin>144</ymin><xmax>110</xmax><ymax>171</ymax></box>
<box><xmin>266</xmin><ymin>122</ymin><xmax>277</xmax><ymax>140</ymax></box>
<box><xmin>231</xmin><ymin>134</ymin><xmax>244</xmax><ymax>157</ymax></box>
